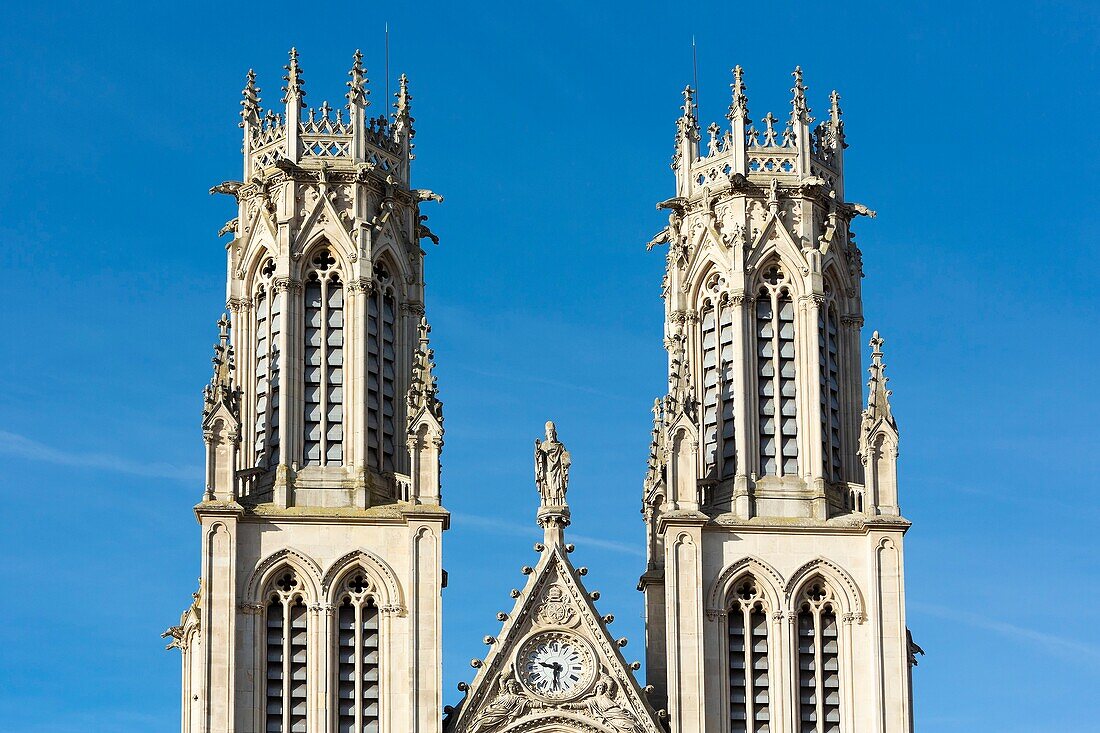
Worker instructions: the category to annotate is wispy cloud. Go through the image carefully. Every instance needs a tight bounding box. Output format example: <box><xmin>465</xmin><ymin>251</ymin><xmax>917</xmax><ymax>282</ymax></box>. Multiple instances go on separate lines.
<box><xmin>910</xmin><ymin>601</ymin><xmax>1100</xmax><ymax>663</ymax></box>
<box><xmin>452</xmin><ymin>512</ymin><xmax>645</xmax><ymax>557</ymax></box>
<box><xmin>0</xmin><ymin>430</ymin><xmax>200</xmax><ymax>482</ymax></box>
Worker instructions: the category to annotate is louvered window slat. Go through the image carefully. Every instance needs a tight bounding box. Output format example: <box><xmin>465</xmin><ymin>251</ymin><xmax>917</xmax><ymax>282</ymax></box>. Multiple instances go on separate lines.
<box><xmin>302</xmin><ymin>251</ymin><xmax>344</xmax><ymax>467</ymax></box>
<box><xmin>334</xmin><ymin>573</ymin><xmax>381</xmax><ymax>733</ymax></box>
<box><xmin>728</xmin><ymin>579</ymin><xmax>771</xmax><ymax>733</ymax></box>
<box><xmin>756</xmin><ymin>266</ymin><xmax>799</xmax><ymax>477</ymax></box>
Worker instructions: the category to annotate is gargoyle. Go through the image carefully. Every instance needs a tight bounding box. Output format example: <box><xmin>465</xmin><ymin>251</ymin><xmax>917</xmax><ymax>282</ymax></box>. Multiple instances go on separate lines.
<box><xmin>209</xmin><ymin>181</ymin><xmax>243</xmax><ymax>197</ymax></box>
<box><xmin>414</xmin><ymin>189</ymin><xmax>444</xmax><ymax>204</ymax></box>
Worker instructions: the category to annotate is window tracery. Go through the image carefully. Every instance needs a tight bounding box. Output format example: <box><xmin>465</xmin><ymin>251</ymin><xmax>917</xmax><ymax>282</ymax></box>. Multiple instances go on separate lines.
<box><xmin>254</xmin><ymin>257</ymin><xmax>282</xmax><ymax>470</ymax></box>
<box><xmin>366</xmin><ymin>262</ymin><xmax>398</xmax><ymax>473</ymax></box>
<box><xmin>728</xmin><ymin>577</ymin><xmax>771</xmax><ymax>733</ymax></box>
<box><xmin>818</xmin><ymin>283</ymin><xmax>843</xmax><ymax>484</ymax></box>
<box><xmin>755</xmin><ymin>264</ymin><xmax>798</xmax><ymax>476</ymax></box>
<box><xmin>700</xmin><ymin>272</ymin><xmax>736</xmax><ymax>480</ymax></box>
<box><xmin>796</xmin><ymin>580</ymin><xmax>841</xmax><ymax>733</ymax></box>
<box><xmin>334</xmin><ymin>571</ymin><xmax>381</xmax><ymax>733</ymax></box>
<box><xmin>264</xmin><ymin>569</ymin><xmax>308</xmax><ymax>733</ymax></box>
<box><xmin>303</xmin><ymin>248</ymin><xmax>345</xmax><ymax>466</ymax></box>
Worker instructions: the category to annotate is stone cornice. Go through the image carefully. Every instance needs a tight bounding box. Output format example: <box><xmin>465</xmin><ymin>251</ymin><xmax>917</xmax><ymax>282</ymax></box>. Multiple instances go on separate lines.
<box><xmin>193</xmin><ymin>500</ymin><xmax>245</xmax><ymax>522</ymax></box>
<box><xmin>706</xmin><ymin>513</ymin><xmax>911</xmax><ymax>535</ymax></box>
<box><xmin>238</xmin><ymin>500</ymin><xmax>450</xmax><ymax>528</ymax></box>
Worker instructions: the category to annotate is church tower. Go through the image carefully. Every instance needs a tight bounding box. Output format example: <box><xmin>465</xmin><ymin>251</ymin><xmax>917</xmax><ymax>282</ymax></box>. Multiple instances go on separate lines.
<box><xmin>640</xmin><ymin>67</ymin><xmax>915</xmax><ymax>732</ymax></box>
<box><xmin>165</xmin><ymin>49</ymin><xmax>448</xmax><ymax>733</ymax></box>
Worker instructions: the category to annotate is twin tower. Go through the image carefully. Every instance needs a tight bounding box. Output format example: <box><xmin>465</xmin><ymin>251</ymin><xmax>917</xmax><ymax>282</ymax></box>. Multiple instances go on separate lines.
<box><xmin>167</xmin><ymin>51</ymin><xmax>916</xmax><ymax>733</ymax></box>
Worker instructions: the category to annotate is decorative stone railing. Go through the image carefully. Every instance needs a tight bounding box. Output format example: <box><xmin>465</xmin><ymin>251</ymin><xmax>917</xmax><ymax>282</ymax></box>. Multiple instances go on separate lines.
<box><xmin>247</xmin><ymin>103</ymin><xmax>407</xmax><ymax>178</ymax></box>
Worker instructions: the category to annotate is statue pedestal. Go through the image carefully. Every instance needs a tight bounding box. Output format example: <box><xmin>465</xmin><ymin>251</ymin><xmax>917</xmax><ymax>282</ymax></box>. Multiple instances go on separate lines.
<box><xmin>537</xmin><ymin>504</ymin><xmax>570</xmax><ymax>546</ymax></box>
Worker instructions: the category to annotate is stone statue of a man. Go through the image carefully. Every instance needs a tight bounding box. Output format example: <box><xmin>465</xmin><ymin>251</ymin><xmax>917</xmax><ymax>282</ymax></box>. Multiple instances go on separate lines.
<box><xmin>534</xmin><ymin>421</ymin><xmax>570</xmax><ymax>506</ymax></box>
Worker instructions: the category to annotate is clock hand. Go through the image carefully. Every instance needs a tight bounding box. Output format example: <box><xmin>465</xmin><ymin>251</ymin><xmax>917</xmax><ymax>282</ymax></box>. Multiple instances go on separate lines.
<box><xmin>539</xmin><ymin>662</ymin><xmax>556</xmax><ymax>670</ymax></box>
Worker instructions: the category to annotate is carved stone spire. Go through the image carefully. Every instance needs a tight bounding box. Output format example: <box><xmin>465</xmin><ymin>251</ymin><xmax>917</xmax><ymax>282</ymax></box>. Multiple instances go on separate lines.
<box><xmin>202</xmin><ymin>314</ymin><xmax>239</xmax><ymax>422</ymax></box>
<box><xmin>727</xmin><ymin>64</ymin><xmax>749</xmax><ymax>122</ymax></box>
<box><xmin>240</xmin><ymin>69</ymin><xmax>261</xmax><ymax>127</ymax></box>
<box><xmin>406</xmin><ymin>317</ymin><xmax>442</xmax><ymax>425</ymax></box>
<box><xmin>282</xmin><ymin>47</ymin><xmax>306</xmax><ymax>108</ymax></box>
<box><xmin>644</xmin><ymin>397</ymin><xmax>666</xmax><ymax>491</ymax></box>
<box><xmin>667</xmin><ymin>328</ymin><xmax>695</xmax><ymax>420</ymax></box>
<box><xmin>863</xmin><ymin>331</ymin><xmax>895</xmax><ymax>427</ymax></box>
<box><xmin>346</xmin><ymin>49</ymin><xmax>369</xmax><ymax>108</ymax></box>
<box><xmin>393</xmin><ymin>73</ymin><xmax>415</xmax><ymax>155</ymax></box>
<box><xmin>790</xmin><ymin>65</ymin><xmax>811</xmax><ymax>124</ymax></box>
<box><xmin>676</xmin><ymin>85</ymin><xmax>699</xmax><ymax>140</ymax></box>
<box><xmin>282</xmin><ymin>48</ymin><xmax>306</xmax><ymax>160</ymax></box>
<box><xmin>829</xmin><ymin>89</ymin><xmax>846</xmax><ymax>147</ymax></box>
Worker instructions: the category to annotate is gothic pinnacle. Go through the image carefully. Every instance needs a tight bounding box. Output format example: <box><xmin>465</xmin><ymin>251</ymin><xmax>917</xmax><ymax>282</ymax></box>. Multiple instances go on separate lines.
<box><xmin>346</xmin><ymin>49</ymin><xmax>369</xmax><ymax>107</ymax></box>
<box><xmin>727</xmin><ymin>65</ymin><xmax>749</xmax><ymax>122</ymax></box>
<box><xmin>829</xmin><ymin>89</ymin><xmax>846</xmax><ymax>147</ymax></box>
<box><xmin>865</xmin><ymin>331</ymin><xmax>895</xmax><ymax>425</ymax></box>
<box><xmin>680</xmin><ymin>85</ymin><xmax>696</xmax><ymax>120</ymax></box>
<box><xmin>282</xmin><ymin>47</ymin><xmax>305</xmax><ymax>107</ymax></box>
<box><xmin>394</xmin><ymin>73</ymin><xmax>415</xmax><ymax>140</ymax></box>
<box><xmin>790</xmin><ymin>65</ymin><xmax>811</xmax><ymax>123</ymax></box>
<box><xmin>240</xmin><ymin>69</ymin><xmax>261</xmax><ymax>126</ymax></box>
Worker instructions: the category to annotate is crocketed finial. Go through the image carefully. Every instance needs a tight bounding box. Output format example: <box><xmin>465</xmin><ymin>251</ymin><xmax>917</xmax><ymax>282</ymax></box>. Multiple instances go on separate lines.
<box><xmin>346</xmin><ymin>49</ymin><xmax>369</xmax><ymax>107</ymax></box>
<box><xmin>790</xmin><ymin>66</ymin><xmax>811</xmax><ymax>123</ymax></box>
<box><xmin>727</xmin><ymin>65</ymin><xmax>750</xmax><ymax>122</ymax></box>
<box><xmin>406</xmin><ymin>316</ymin><xmax>442</xmax><ymax>424</ymax></box>
<box><xmin>240</xmin><ymin>69</ymin><xmax>261</xmax><ymax>126</ymax></box>
<box><xmin>282</xmin><ymin>47</ymin><xmax>305</xmax><ymax>107</ymax></box>
<box><xmin>393</xmin><ymin>74</ymin><xmax>415</xmax><ymax>150</ymax></box>
<box><xmin>680</xmin><ymin>85</ymin><xmax>696</xmax><ymax>119</ymax></box>
<box><xmin>202</xmin><ymin>314</ymin><xmax>240</xmax><ymax>423</ymax></box>
<box><xmin>865</xmin><ymin>331</ymin><xmax>895</xmax><ymax>425</ymax></box>
<box><xmin>830</xmin><ymin>89</ymin><xmax>843</xmax><ymax>121</ymax></box>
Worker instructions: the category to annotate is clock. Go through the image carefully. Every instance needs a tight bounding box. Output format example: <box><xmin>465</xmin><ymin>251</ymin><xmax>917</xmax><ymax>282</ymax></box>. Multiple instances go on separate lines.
<box><xmin>516</xmin><ymin>631</ymin><xmax>596</xmax><ymax>701</ymax></box>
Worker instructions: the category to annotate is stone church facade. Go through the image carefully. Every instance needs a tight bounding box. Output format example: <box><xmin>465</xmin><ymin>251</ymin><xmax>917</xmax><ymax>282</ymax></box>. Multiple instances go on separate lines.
<box><xmin>165</xmin><ymin>50</ymin><xmax>919</xmax><ymax>733</ymax></box>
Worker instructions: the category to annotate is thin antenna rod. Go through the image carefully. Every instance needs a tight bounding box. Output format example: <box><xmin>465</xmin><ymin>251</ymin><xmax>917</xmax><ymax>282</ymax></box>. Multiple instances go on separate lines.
<box><xmin>385</xmin><ymin>22</ymin><xmax>391</xmax><ymax>102</ymax></box>
<box><xmin>692</xmin><ymin>35</ymin><xmax>699</xmax><ymax>111</ymax></box>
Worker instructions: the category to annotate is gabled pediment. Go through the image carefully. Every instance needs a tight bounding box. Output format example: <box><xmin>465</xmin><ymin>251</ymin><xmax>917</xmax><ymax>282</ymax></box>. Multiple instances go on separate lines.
<box><xmin>446</xmin><ymin>541</ymin><xmax>662</xmax><ymax>733</ymax></box>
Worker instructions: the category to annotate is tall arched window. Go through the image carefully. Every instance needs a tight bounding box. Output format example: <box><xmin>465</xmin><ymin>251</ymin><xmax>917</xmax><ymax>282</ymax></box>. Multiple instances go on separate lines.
<box><xmin>796</xmin><ymin>580</ymin><xmax>842</xmax><ymax>733</ymax></box>
<box><xmin>366</xmin><ymin>262</ymin><xmax>397</xmax><ymax>473</ymax></box>
<box><xmin>818</xmin><ymin>284</ymin><xmax>843</xmax><ymax>483</ymax></box>
<box><xmin>334</xmin><ymin>570</ymin><xmax>381</xmax><ymax>733</ymax></box>
<box><xmin>303</xmin><ymin>247</ymin><xmax>344</xmax><ymax>466</ymax></box>
<box><xmin>728</xmin><ymin>578</ymin><xmax>771</xmax><ymax>733</ymax></box>
<box><xmin>254</xmin><ymin>257</ymin><xmax>282</xmax><ymax>470</ymax></box>
<box><xmin>700</xmin><ymin>275</ymin><xmax>737</xmax><ymax>480</ymax></box>
<box><xmin>265</xmin><ymin>570</ymin><xmax>309</xmax><ymax>733</ymax></box>
<box><xmin>756</xmin><ymin>264</ymin><xmax>798</xmax><ymax>477</ymax></box>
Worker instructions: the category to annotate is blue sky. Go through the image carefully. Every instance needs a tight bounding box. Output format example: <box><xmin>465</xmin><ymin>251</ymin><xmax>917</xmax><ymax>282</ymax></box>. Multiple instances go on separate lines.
<box><xmin>1</xmin><ymin>1</ymin><xmax>1098</xmax><ymax>731</ymax></box>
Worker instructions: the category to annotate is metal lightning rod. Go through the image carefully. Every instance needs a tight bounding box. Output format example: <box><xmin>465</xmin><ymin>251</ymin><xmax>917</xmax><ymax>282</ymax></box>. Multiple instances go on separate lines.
<box><xmin>385</xmin><ymin>22</ymin><xmax>391</xmax><ymax>102</ymax></box>
<box><xmin>692</xmin><ymin>35</ymin><xmax>699</xmax><ymax>112</ymax></box>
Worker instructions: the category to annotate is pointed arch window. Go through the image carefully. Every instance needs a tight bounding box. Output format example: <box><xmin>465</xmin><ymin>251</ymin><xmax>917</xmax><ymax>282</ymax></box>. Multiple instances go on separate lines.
<box><xmin>366</xmin><ymin>262</ymin><xmax>398</xmax><ymax>473</ymax></box>
<box><xmin>755</xmin><ymin>265</ymin><xmax>798</xmax><ymax>477</ymax></box>
<box><xmin>700</xmin><ymin>275</ymin><xmax>737</xmax><ymax>480</ymax></box>
<box><xmin>303</xmin><ymin>248</ymin><xmax>344</xmax><ymax>466</ymax></box>
<box><xmin>264</xmin><ymin>570</ymin><xmax>309</xmax><ymax>733</ymax></box>
<box><xmin>334</xmin><ymin>571</ymin><xmax>381</xmax><ymax>733</ymax></box>
<box><xmin>728</xmin><ymin>578</ymin><xmax>771</xmax><ymax>733</ymax></box>
<box><xmin>818</xmin><ymin>284</ymin><xmax>843</xmax><ymax>483</ymax></box>
<box><xmin>254</xmin><ymin>257</ymin><xmax>282</xmax><ymax>470</ymax></box>
<box><xmin>796</xmin><ymin>580</ymin><xmax>842</xmax><ymax>733</ymax></box>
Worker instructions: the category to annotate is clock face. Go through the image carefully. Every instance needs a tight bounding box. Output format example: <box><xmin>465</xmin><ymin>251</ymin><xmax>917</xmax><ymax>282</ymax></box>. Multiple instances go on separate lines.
<box><xmin>516</xmin><ymin>632</ymin><xmax>595</xmax><ymax>701</ymax></box>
